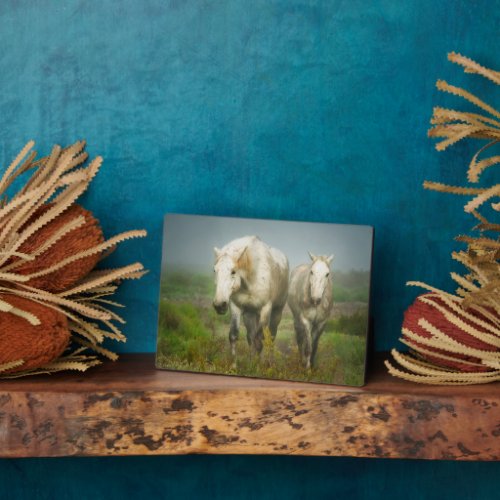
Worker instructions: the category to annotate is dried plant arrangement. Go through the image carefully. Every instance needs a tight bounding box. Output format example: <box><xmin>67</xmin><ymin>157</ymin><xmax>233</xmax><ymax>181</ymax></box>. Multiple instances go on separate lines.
<box><xmin>0</xmin><ymin>141</ymin><xmax>147</xmax><ymax>377</ymax></box>
<box><xmin>386</xmin><ymin>52</ymin><xmax>500</xmax><ymax>385</ymax></box>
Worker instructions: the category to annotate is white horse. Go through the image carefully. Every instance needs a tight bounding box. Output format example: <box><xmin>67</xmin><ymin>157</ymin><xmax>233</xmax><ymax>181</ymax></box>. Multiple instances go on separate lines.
<box><xmin>212</xmin><ymin>236</ymin><xmax>289</xmax><ymax>358</ymax></box>
<box><xmin>288</xmin><ymin>253</ymin><xmax>334</xmax><ymax>369</ymax></box>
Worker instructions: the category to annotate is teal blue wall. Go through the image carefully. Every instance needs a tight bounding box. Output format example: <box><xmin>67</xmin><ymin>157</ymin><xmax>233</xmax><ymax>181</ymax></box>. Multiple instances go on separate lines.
<box><xmin>1</xmin><ymin>456</ymin><xmax>499</xmax><ymax>500</ymax></box>
<box><xmin>0</xmin><ymin>1</ymin><xmax>498</xmax><ymax>498</ymax></box>
<box><xmin>1</xmin><ymin>0</ymin><xmax>498</xmax><ymax>354</ymax></box>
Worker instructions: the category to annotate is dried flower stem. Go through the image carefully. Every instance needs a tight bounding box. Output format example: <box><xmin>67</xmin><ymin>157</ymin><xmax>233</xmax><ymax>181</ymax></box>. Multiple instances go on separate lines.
<box><xmin>387</xmin><ymin>53</ymin><xmax>500</xmax><ymax>384</ymax></box>
<box><xmin>0</xmin><ymin>142</ymin><xmax>147</xmax><ymax>377</ymax></box>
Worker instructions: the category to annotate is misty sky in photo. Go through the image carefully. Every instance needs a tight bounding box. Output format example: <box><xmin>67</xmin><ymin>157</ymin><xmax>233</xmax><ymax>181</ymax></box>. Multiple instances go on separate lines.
<box><xmin>162</xmin><ymin>214</ymin><xmax>373</xmax><ymax>274</ymax></box>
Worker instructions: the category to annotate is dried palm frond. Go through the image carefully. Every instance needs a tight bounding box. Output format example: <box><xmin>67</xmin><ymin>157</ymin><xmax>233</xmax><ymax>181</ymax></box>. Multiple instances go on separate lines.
<box><xmin>386</xmin><ymin>53</ymin><xmax>500</xmax><ymax>384</ymax></box>
<box><xmin>0</xmin><ymin>141</ymin><xmax>147</xmax><ymax>377</ymax></box>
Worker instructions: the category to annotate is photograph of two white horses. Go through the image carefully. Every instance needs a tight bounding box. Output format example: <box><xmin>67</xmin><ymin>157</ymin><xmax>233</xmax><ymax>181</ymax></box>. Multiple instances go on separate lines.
<box><xmin>156</xmin><ymin>214</ymin><xmax>373</xmax><ymax>386</ymax></box>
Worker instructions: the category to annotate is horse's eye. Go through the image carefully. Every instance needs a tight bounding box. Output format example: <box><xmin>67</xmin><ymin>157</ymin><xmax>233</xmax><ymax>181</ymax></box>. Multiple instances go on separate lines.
<box><xmin>231</xmin><ymin>270</ymin><xmax>236</xmax><ymax>276</ymax></box>
<box><xmin>326</xmin><ymin>273</ymin><xmax>329</xmax><ymax>277</ymax></box>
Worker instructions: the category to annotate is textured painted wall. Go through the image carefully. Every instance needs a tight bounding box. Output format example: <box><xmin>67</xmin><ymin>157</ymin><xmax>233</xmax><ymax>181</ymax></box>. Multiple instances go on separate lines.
<box><xmin>0</xmin><ymin>0</ymin><xmax>497</xmax><ymax>353</ymax></box>
<box><xmin>1</xmin><ymin>455</ymin><xmax>499</xmax><ymax>500</ymax></box>
<box><xmin>0</xmin><ymin>1</ymin><xmax>498</xmax><ymax>499</ymax></box>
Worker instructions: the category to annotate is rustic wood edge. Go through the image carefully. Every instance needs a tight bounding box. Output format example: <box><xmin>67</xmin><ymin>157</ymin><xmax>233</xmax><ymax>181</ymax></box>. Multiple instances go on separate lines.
<box><xmin>0</xmin><ymin>354</ymin><xmax>498</xmax><ymax>460</ymax></box>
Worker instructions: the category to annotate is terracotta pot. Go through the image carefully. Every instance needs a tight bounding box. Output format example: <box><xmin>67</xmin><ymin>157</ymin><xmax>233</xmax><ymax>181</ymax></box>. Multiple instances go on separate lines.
<box><xmin>0</xmin><ymin>295</ymin><xmax>70</xmax><ymax>373</ymax></box>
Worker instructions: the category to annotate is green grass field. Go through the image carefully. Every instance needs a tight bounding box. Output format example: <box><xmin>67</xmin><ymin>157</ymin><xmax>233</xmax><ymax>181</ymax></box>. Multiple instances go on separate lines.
<box><xmin>156</xmin><ymin>271</ymin><xmax>369</xmax><ymax>386</ymax></box>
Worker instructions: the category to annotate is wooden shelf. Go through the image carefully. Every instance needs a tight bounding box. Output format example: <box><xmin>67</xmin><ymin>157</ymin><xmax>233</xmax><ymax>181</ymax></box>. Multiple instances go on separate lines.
<box><xmin>1</xmin><ymin>353</ymin><xmax>498</xmax><ymax>460</ymax></box>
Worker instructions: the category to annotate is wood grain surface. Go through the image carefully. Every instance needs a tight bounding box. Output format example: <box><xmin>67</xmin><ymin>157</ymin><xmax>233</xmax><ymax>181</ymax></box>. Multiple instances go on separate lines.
<box><xmin>0</xmin><ymin>354</ymin><xmax>498</xmax><ymax>460</ymax></box>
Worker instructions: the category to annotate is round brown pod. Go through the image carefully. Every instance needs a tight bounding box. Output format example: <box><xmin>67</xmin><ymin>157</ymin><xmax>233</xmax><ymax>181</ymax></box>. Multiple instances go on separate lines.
<box><xmin>403</xmin><ymin>293</ymin><xmax>497</xmax><ymax>372</ymax></box>
<box><xmin>15</xmin><ymin>203</ymin><xmax>104</xmax><ymax>292</ymax></box>
<box><xmin>0</xmin><ymin>295</ymin><xmax>70</xmax><ymax>373</ymax></box>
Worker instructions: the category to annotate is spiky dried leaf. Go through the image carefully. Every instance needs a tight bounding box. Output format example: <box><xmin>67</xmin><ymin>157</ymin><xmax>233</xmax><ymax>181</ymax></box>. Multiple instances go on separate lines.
<box><xmin>389</xmin><ymin>53</ymin><xmax>500</xmax><ymax>384</ymax></box>
<box><xmin>0</xmin><ymin>141</ymin><xmax>147</xmax><ymax>378</ymax></box>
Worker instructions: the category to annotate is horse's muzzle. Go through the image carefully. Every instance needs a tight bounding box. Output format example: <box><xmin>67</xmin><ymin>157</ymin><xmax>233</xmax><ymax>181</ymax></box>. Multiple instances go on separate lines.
<box><xmin>213</xmin><ymin>301</ymin><xmax>228</xmax><ymax>314</ymax></box>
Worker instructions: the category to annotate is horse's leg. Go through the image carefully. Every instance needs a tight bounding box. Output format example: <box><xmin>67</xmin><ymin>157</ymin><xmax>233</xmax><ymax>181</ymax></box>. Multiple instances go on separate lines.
<box><xmin>255</xmin><ymin>301</ymin><xmax>272</xmax><ymax>354</ymax></box>
<box><xmin>242</xmin><ymin>311</ymin><xmax>258</xmax><ymax>354</ymax></box>
<box><xmin>228</xmin><ymin>303</ymin><xmax>241</xmax><ymax>365</ymax></box>
<box><xmin>299</xmin><ymin>315</ymin><xmax>312</xmax><ymax>370</ymax></box>
<box><xmin>269</xmin><ymin>305</ymin><xmax>284</xmax><ymax>340</ymax></box>
<box><xmin>311</xmin><ymin>321</ymin><xmax>326</xmax><ymax>368</ymax></box>
<box><xmin>293</xmin><ymin>316</ymin><xmax>305</xmax><ymax>361</ymax></box>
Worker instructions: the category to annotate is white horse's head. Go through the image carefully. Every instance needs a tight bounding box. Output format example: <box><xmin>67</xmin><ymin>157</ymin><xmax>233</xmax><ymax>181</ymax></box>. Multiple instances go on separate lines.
<box><xmin>308</xmin><ymin>252</ymin><xmax>333</xmax><ymax>306</ymax></box>
<box><xmin>212</xmin><ymin>245</ymin><xmax>248</xmax><ymax>314</ymax></box>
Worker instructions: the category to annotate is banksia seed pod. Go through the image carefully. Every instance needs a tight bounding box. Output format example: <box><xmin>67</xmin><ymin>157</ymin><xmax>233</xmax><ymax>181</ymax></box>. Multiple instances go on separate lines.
<box><xmin>0</xmin><ymin>141</ymin><xmax>147</xmax><ymax>377</ymax></box>
<box><xmin>14</xmin><ymin>204</ymin><xmax>105</xmax><ymax>292</ymax></box>
<box><xmin>0</xmin><ymin>295</ymin><xmax>70</xmax><ymax>373</ymax></box>
<box><xmin>386</xmin><ymin>53</ymin><xmax>500</xmax><ymax>385</ymax></box>
<box><xmin>402</xmin><ymin>293</ymin><xmax>497</xmax><ymax>373</ymax></box>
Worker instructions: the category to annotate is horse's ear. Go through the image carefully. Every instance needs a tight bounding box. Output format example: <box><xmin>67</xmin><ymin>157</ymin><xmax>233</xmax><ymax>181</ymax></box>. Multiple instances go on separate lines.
<box><xmin>236</xmin><ymin>246</ymin><xmax>248</xmax><ymax>261</ymax></box>
<box><xmin>214</xmin><ymin>247</ymin><xmax>221</xmax><ymax>259</ymax></box>
<box><xmin>236</xmin><ymin>246</ymin><xmax>249</xmax><ymax>269</ymax></box>
<box><xmin>327</xmin><ymin>254</ymin><xmax>334</xmax><ymax>265</ymax></box>
<box><xmin>308</xmin><ymin>251</ymin><xmax>317</xmax><ymax>261</ymax></box>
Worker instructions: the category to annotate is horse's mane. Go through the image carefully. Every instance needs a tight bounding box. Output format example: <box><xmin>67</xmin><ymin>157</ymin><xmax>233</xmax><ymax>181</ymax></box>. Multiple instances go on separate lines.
<box><xmin>313</xmin><ymin>255</ymin><xmax>331</xmax><ymax>263</ymax></box>
<box><xmin>220</xmin><ymin>235</ymin><xmax>260</xmax><ymax>256</ymax></box>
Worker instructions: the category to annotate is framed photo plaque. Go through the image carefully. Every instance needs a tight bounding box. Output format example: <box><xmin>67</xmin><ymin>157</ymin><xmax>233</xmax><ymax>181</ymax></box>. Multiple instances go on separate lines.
<box><xmin>156</xmin><ymin>214</ymin><xmax>373</xmax><ymax>386</ymax></box>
